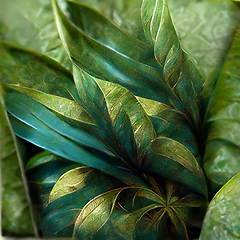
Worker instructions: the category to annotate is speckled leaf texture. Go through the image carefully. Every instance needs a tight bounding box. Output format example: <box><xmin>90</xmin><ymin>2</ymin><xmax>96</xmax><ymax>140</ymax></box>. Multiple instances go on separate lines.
<box><xmin>199</xmin><ymin>172</ymin><xmax>240</xmax><ymax>240</ymax></box>
<box><xmin>203</xmin><ymin>29</ymin><xmax>240</xmax><ymax>196</ymax></box>
<box><xmin>0</xmin><ymin>87</ymin><xmax>35</xmax><ymax>237</ymax></box>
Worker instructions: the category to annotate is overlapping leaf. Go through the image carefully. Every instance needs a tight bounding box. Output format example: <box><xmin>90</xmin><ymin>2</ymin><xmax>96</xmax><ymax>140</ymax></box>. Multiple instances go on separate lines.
<box><xmin>203</xmin><ymin>30</ymin><xmax>240</xmax><ymax>195</ymax></box>
<box><xmin>94</xmin><ymin>78</ymin><xmax>156</xmax><ymax>161</ymax></box>
<box><xmin>168</xmin><ymin>0</ymin><xmax>240</xmax><ymax>79</ymax></box>
<box><xmin>73</xmin><ymin>0</ymin><xmax>145</xmax><ymax>40</ymax></box>
<box><xmin>0</xmin><ymin>0</ymin><xmax>71</xmax><ymax>70</ymax></box>
<box><xmin>199</xmin><ymin>172</ymin><xmax>240</xmax><ymax>240</ymax></box>
<box><xmin>26</xmin><ymin>151</ymin><xmax>81</xmax><ymax>208</ymax></box>
<box><xmin>41</xmin><ymin>165</ymin><xmax>207</xmax><ymax>239</ymax></box>
<box><xmin>51</xmin><ymin>0</ymin><xmax>185</xmax><ymax>111</ymax></box>
<box><xmin>0</xmin><ymin>0</ymin><xmax>215</xmax><ymax>239</ymax></box>
<box><xmin>42</xmin><ymin>168</ymin><xmax>165</xmax><ymax>239</ymax></box>
<box><xmin>143</xmin><ymin>137</ymin><xmax>207</xmax><ymax>197</ymax></box>
<box><xmin>141</xmin><ymin>0</ymin><xmax>206</xmax><ymax>130</ymax></box>
<box><xmin>138</xmin><ymin>97</ymin><xmax>200</xmax><ymax>159</ymax></box>
<box><xmin>40</xmin><ymin>167</ymin><xmax>123</xmax><ymax>238</ymax></box>
<box><xmin>0</xmin><ymin>87</ymin><xmax>35</xmax><ymax>237</ymax></box>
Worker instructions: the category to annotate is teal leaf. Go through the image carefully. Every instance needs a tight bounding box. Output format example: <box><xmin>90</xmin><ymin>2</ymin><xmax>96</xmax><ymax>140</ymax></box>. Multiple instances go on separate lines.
<box><xmin>141</xmin><ymin>0</ymin><xmax>182</xmax><ymax>86</ymax></box>
<box><xmin>64</xmin><ymin>1</ymin><xmax>154</xmax><ymax>66</ymax></box>
<box><xmin>113</xmin><ymin>109</ymin><xmax>138</xmax><ymax>168</ymax></box>
<box><xmin>167</xmin><ymin>208</ymin><xmax>188</xmax><ymax>240</ymax></box>
<box><xmin>4</xmin><ymin>86</ymin><xmax>108</xmax><ymax>154</ymax></box>
<box><xmin>73</xmin><ymin>188</ymin><xmax>124</xmax><ymax>240</ymax></box>
<box><xmin>26</xmin><ymin>151</ymin><xmax>80</xmax><ymax>208</ymax></box>
<box><xmin>71</xmin><ymin>0</ymin><xmax>145</xmax><ymax>41</ymax></box>
<box><xmin>73</xmin><ymin>65</ymin><xmax>153</xmax><ymax>167</ymax></box>
<box><xmin>144</xmin><ymin>102</ymin><xmax>200</xmax><ymax>160</ymax></box>
<box><xmin>4</xmin><ymin>90</ymin><xmax>146</xmax><ymax>188</ymax></box>
<box><xmin>95</xmin><ymin>79</ymin><xmax>156</xmax><ymax>160</ymax></box>
<box><xmin>40</xmin><ymin>166</ymin><xmax>123</xmax><ymax>238</ymax></box>
<box><xmin>143</xmin><ymin>137</ymin><xmax>207</xmax><ymax>197</ymax></box>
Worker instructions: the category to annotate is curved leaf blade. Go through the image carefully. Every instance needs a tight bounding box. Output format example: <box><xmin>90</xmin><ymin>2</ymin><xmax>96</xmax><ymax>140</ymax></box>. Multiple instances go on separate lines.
<box><xmin>26</xmin><ymin>151</ymin><xmax>81</xmax><ymax>208</ymax></box>
<box><xmin>141</xmin><ymin>0</ymin><xmax>205</xmax><ymax>130</ymax></box>
<box><xmin>73</xmin><ymin>188</ymin><xmax>124</xmax><ymax>240</ymax></box>
<box><xmin>143</xmin><ymin>137</ymin><xmax>207</xmax><ymax>197</ymax></box>
<box><xmin>199</xmin><ymin>172</ymin><xmax>240</xmax><ymax>240</ymax></box>
<box><xmin>0</xmin><ymin>43</ymin><xmax>75</xmax><ymax>98</ymax></box>
<box><xmin>51</xmin><ymin>0</ymin><xmax>185</xmax><ymax>111</ymax></box>
<box><xmin>40</xmin><ymin>167</ymin><xmax>123</xmax><ymax>238</ymax></box>
<box><xmin>4</xmin><ymin>91</ymin><xmax>147</xmax><ymax>188</ymax></box>
<box><xmin>113</xmin><ymin>109</ymin><xmax>138</xmax><ymax>168</ymax></box>
<box><xmin>49</xmin><ymin>167</ymin><xmax>94</xmax><ymax>201</ymax></box>
<box><xmin>203</xmin><ymin>30</ymin><xmax>240</xmax><ymax>194</ymax></box>
<box><xmin>96</xmin><ymin>79</ymin><xmax>156</xmax><ymax>160</ymax></box>
<box><xmin>64</xmin><ymin>1</ymin><xmax>154</xmax><ymax>66</ymax></box>
<box><xmin>4</xmin><ymin>86</ymin><xmax>111</xmax><ymax>155</ymax></box>
<box><xmin>0</xmin><ymin>87</ymin><xmax>36</xmax><ymax>236</ymax></box>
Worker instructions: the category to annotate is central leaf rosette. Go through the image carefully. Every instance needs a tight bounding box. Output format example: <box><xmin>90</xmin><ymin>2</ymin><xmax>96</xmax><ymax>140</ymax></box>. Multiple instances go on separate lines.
<box><xmin>0</xmin><ymin>0</ymin><xmax>208</xmax><ymax>239</ymax></box>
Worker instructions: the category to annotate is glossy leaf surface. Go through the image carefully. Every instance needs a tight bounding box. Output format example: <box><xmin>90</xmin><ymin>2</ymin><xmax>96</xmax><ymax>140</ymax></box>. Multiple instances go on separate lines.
<box><xmin>4</xmin><ymin>88</ymin><xmax>146</xmax><ymax>188</ymax></box>
<box><xmin>40</xmin><ymin>167</ymin><xmax>124</xmax><ymax>238</ymax></box>
<box><xmin>141</xmin><ymin>0</ymin><xmax>206</xmax><ymax>130</ymax></box>
<box><xmin>199</xmin><ymin>172</ymin><xmax>240</xmax><ymax>240</ymax></box>
<box><xmin>143</xmin><ymin>137</ymin><xmax>207</xmax><ymax>197</ymax></box>
<box><xmin>95</xmin><ymin>78</ymin><xmax>156</xmax><ymax>160</ymax></box>
<box><xmin>26</xmin><ymin>151</ymin><xmax>81</xmax><ymax>208</ymax></box>
<box><xmin>51</xmin><ymin>0</ymin><xmax>185</xmax><ymax>111</ymax></box>
<box><xmin>0</xmin><ymin>0</ymin><xmax>219</xmax><ymax>239</ymax></box>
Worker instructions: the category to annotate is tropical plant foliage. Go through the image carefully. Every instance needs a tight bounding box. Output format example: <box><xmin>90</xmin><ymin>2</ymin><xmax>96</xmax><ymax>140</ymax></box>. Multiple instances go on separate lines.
<box><xmin>0</xmin><ymin>0</ymin><xmax>240</xmax><ymax>239</ymax></box>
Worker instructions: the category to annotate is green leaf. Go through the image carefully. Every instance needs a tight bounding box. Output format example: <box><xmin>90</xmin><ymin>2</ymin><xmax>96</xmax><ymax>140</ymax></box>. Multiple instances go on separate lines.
<box><xmin>4</xmin><ymin>90</ymin><xmax>146</xmax><ymax>188</ymax></box>
<box><xmin>95</xmin><ymin>79</ymin><xmax>156</xmax><ymax>160</ymax></box>
<box><xmin>73</xmin><ymin>186</ymin><xmax>163</xmax><ymax>239</ymax></box>
<box><xmin>143</xmin><ymin>137</ymin><xmax>207</xmax><ymax>197</ymax></box>
<box><xmin>73</xmin><ymin>66</ymin><xmax>151</xmax><ymax>169</ymax></box>
<box><xmin>3</xmin><ymin>87</ymin><xmax>108</xmax><ymax>154</ymax></box>
<box><xmin>109</xmin><ymin>203</ymin><xmax>161</xmax><ymax>239</ymax></box>
<box><xmin>144</xmin><ymin>102</ymin><xmax>200</xmax><ymax>159</ymax></box>
<box><xmin>199</xmin><ymin>172</ymin><xmax>240</xmax><ymax>240</ymax></box>
<box><xmin>141</xmin><ymin>0</ymin><xmax>206</xmax><ymax>131</ymax></box>
<box><xmin>167</xmin><ymin>208</ymin><xmax>188</xmax><ymax>240</ymax></box>
<box><xmin>141</xmin><ymin>0</ymin><xmax>182</xmax><ymax>87</ymax></box>
<box><xmin>49</xmin><ymin>167</ymin><xmax>95</xmax><ymax>201</ymax></box>
<box><xmin>26</xmin><ymin>151</ymin><xmax>80</xmax><ymax>207</ymax></box>
<box><xmin>40</xmin><ymin>169</ymin><xmax>123</xmax><ymax>238</ymax></box>
<box><xmin>72</xmin><ymin>66</ymin><xmax>123</xmax><ymax>157</ymax></box>
<box><xmin>0</xmin><ymin>43</ymin><xmax>74</xmax><ymax>97</ymax></box>
<box><xmin>51</xmin><ymin>0</ymin><xmax>185</xmax><ymax>111</ymax></box>
<box><xmin>0</xmin><ymin>0</ymin><xmax>71</xmax><ymax>69</ymax></box>
<box><xmin>73</xmin><ymin>188</ymin><xmax>124</xmax><ymax>240</ymax></box>
<box><xmin>203</xmin><ymin>30</ymin><xmax>240</xmax><ymax>194</ymax></box>
<box><xmin>64</xmin><ymin>1</ymin><xmax>154</xmax><ymax>66</ymax></box>
<box><xmin>168</xmin><ymin>0</ymin><xmax>240</xmax><ymax>79</ymax></box>
<box><xmin>73</xmin><ymin>0</ymin><xmax>145</xmax><ymax>41</ymax></box>
<box><xmin>0</xmin><ymin>86</ymin><xmax>35</xmax><ymax>236</ymax></box>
